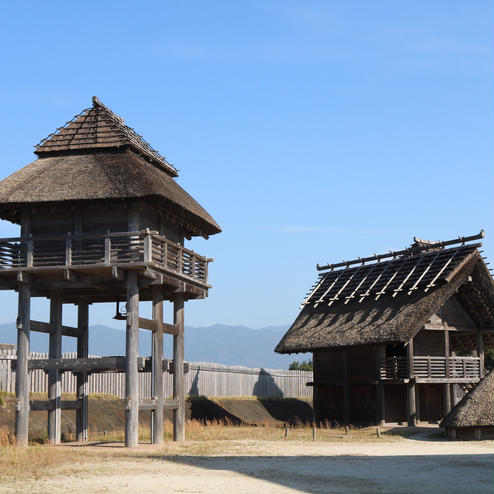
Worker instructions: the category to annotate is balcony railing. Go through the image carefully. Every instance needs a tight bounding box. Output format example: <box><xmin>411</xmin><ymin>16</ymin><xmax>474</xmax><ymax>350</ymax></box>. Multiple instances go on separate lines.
<box><xmin>379</xmin><ymin>356</ymin><xmax>481</xmax><ymax>380</ymax></box>
<box><xmin>0</xmin><ymin>231</ymin><xmax>210</xmax><ymax>287</ymax></box>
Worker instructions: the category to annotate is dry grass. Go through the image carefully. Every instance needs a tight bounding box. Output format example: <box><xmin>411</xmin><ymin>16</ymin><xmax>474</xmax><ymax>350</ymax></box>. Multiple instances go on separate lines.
<box><xmin>0</xmin><ymin>420</ymin><xmax>412</xmax><ymax>482</ymax></box>
<box><xmin>85</xmin><ymin>419</ymin><xmax>404</xmax><ymax>443</ymax></box>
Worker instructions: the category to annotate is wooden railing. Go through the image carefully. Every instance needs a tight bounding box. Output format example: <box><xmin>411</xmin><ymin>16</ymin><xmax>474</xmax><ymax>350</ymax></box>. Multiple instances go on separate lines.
<box><xmin>379</xmin><ymin>357</ymin><xmax>408</xmax><ymax>380</ymax></box>
<box><xmin>0</xmin><ymin>231</ymin><xmax>210</xmax><ymax>286</ymax></box>
<box><xmin>379</xmin><ymin>356</ymin><xmax>481</xmax><ymax>380</ymax></box>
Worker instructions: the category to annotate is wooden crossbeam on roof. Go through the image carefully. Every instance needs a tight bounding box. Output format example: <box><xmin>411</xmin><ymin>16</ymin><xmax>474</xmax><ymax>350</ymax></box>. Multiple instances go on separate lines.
<box><xmin>316</xmin><ymin>230</ymin><xmax>484</xmax><ymax>272</ymax></box>
<box><xmin>423</xmin><ymin>247</ymin><xmax>462</xmax><ymax>293</ymax></box>
<box><xmin>303</xmin><ymin>232</ymin><xmax>486</xmax><ymax>308</ymax></box>
<box><xmin>313</xmin><ymin>267</ymin><xmax>348</xmax><ymax>307</ymax></box>
<box><xmin>327</xmin><ymin>263</ymin><xmax>365</xmax><ymax>306</ymax></box>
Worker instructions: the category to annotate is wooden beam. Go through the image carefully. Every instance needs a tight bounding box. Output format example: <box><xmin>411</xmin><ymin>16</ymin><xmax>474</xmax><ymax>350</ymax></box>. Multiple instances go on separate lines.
<box><xmin>138</xmin><ymin>399</ymin><xmax>179</xmax><ymax>411</ymax></box>
<box><xmin>15</xmin><ymin>282</ymin><xmax>30</xmax><ymax>448</ymax></box>
<box><xmin>76</xmin><ymin>302</ymin><xmax>89</xmax><ymax>442</ymax></box>
<box><xmin>31</xmin><ymin>400</ymin><xmax>81</xmax><ymax>411</ymax></box>
<box><xmin>376</xmin><ymin>345</ymin><xmax>386</xmax><ymax>426</ymax></box>
<box><xmin>24</xmin><ymin>356</ymin><xmax>146</xmax><ymax>372</ymax></box>
<box><xmin>163</xmin><ymin>399</ymin><xmax>179</xmax><ymax>410</ymax></box>
<box><xmin>407</xmin><ymin>339</ymin><xmax>417</xmax><ymax>426</ymax></box>
<box><xmin>139</xmin><ymin>317</ymin><xmax>157</xmax><ymax>331</ymax></box>
<box><xmin>139</xmin><ymin>317</ymin><xmax>179</xmax><ymax>336</ymax></box>
<box><xmin>31</xmin><ymin>320</ymin><xmax>82</xmax><ymax>338</ymax></box>
<box><xmin>173</xmin><ymin>295</ymin><xmax>185</xmax><ymax>441</ymax></box>
<box><xmin>151</xmin><ymin>286</ymin><xmax>164</xmax><ymax>444</ymax></box>
<box><xmin>48</xmin><ymin>295</ymin><xmax>62</xmax><ymax>445</ymax></box>
<box><xmin>139</xmin><ymin>399</ymin><xmax>157</xmax><ymax>411</ymax></box>
<box><xmin>125</xmin><ymin>269</ymin><xmax>139</xmax><ymax>448</ymax></box>
<box><xmin>342</xmin><ymin>350</ymin><xmax>350</xmax><ymax>426</ymax></box>
<box><xmin>476</xmin><ymin>329</ymin><xmax>485</xmax><ymax>376</ymax></box>
<box><xmin>163</xmin><ymin>323</ymin><xmax>179</xmax><ymax>336</ymax></box>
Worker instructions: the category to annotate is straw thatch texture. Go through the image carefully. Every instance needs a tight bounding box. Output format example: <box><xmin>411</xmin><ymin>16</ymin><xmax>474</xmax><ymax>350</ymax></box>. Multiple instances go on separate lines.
<box><xmin>440</xmin><ymin>371</ymin><xmax>494</xmax><ymax>428</ymax></box>
<box><xmin>0</xmin><ymin>150</ymin><xmax>220</xmax><ymax>236</ymax></box>
<box><xmin>276</xmin><ymin>251</ymin><xmax>492</xmax><ymax>353</ymax></box>
<box><xmin>35</xmin><ymin>96</ymin><xmax>177</xmax><ymax>176</ymax></box>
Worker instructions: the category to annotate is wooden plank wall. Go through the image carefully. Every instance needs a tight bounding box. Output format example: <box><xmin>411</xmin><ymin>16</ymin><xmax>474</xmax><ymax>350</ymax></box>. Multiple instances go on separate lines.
<box><xmin>0</xmin><ymin>349</ymin><xmax>313</xmax><ymax>399</ymax></box>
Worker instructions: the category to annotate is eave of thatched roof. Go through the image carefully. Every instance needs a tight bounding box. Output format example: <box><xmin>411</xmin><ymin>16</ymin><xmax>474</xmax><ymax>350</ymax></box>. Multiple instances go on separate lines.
<box><xmin>440</xmin><ymin>370</ymin><xmax>494</xmax><ymax>428</ymax></box>
<box><xmin>0</xmin><ymin>150</ymin><xmax>221</xmax><ymax>236</ymax></box>
<box><xmin>276</xmin><ymin>250</ymin><xmax>492</xmax><ymax>353</ymax></box>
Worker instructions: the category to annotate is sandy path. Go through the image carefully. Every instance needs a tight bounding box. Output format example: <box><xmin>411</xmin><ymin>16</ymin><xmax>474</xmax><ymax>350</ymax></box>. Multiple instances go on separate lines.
<box><xmin>3</xmin><ymin>439</ymin><xmax>493</xmax><ymax>494</ymax></box>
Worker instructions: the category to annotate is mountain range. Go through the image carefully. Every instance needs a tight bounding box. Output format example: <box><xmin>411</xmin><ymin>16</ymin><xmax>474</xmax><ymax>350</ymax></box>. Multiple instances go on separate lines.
<box><xmin>0</xmin><ymin>322</ymin><xmax>301</xmax><ymax>369</ymax></box>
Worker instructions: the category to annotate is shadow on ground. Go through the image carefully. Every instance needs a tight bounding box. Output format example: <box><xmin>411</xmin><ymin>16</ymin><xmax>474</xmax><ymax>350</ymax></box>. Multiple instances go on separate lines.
<box><xmin>132</xmin><ymin>453</ymin><xmax>494</xmax><ymax>494</ymax></box>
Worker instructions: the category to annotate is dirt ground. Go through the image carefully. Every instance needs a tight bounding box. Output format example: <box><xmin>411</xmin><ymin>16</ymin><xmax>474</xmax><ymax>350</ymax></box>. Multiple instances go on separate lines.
<box><xmin>2</xmin><ymin>434</ymin><xmax>493</xmax><ymax>494</ymax></box>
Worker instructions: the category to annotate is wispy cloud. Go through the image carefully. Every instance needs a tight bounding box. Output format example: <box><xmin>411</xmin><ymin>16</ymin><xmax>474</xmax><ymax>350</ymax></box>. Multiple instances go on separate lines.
<box><xmin>266</xmin><ymin>225</ymin><xmax>338</xmax><ymax>234</ymax></box>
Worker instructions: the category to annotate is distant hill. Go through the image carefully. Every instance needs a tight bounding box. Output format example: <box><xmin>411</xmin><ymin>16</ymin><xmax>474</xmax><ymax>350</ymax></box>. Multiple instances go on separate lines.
<box><xmin>0</xmin><ymin>322</ymin><xmax>301</xmax><ymax>369</ymax></box>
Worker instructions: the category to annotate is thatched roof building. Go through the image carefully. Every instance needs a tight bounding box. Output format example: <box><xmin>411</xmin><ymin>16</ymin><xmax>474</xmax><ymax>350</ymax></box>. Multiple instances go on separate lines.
<box><xmin>276</xmin><ymin>236</ymin><xmax>494</xmax><ymax>354</ymax></box>
<box><xmin>0</xmin><ymin>97</ymin><xmax>220</xmax><ymax>238</ymax></box>
<box><xmin>440</xmin><ymin>371</ymin><xmax>494</xmax><ymax>439</ymax></box>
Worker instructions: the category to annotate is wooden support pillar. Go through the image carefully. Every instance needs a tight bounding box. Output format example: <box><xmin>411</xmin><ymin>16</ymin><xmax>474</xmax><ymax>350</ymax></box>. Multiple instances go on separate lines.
<box><xmin>15</xmin><ymin>283</ymin><xmax>31</xmax><ymax>447</ymax></box>
<box><xmin>173</xmin><ymin>294</ymin><xmax>185</xmax><ymax>441</ymax></box>
<box><xmin>312</xmin><ymin>352</ymin><xmax>320</xmax><ymax>427</ymax></box>
<box><xmin>76</xmin><ymin>301</ymin><xmax>89</xmax><ymax>442</ymax></box>
<box><xmin>376</xmin><ymin>383</ymin><xmax>385</xmax><ymax>426</ymax></box>
<box><xmin>442</xmin><ymin>329</ymin><xmax>451</xmax><ymax>416</ymax></box>
<box><xmin>444</xmin><ymin>329</ymin><xmax>450</xmax><ymax>378</ymax></box>
<box><xmin>48</xmin><ymin>295</ymin><xmax>62</xmax><ymax>444</ymax></box>
<box><xmin>341</xmin><ymin>350</ymin><xmax>350</xmax><ymax>426</ymax></box>
<box><xmin>151</xmin><ymin>287</ymin><xmax>164</xmax><ymax>444</ymax></box>
<box><xmin>376</xmin><ymin>345</ymin><xmax>385</xmax><ymax>426</ymax></box>
<box><xmin>125</xmin><ymin>271</ymin><xmax>139</xmax><ymax>447</ymax></box>
<box><xmin>407</xmin><ymin>339</ymin><xmax>416</xmax><ymax>427</ymax></box>
<box><xmin>476</xmin><ymin>330</ymin><xmax>485</xmax><ymax>376</ymax></box>
<box><xmin>415</xmin><ymin>384</ymin><xmax>421</xmax><ymax>423</ymax></box>
<box><xmin>443</xmin><ymin>384</ymin><xmax>452</xmax><ymax>416</ymax></box>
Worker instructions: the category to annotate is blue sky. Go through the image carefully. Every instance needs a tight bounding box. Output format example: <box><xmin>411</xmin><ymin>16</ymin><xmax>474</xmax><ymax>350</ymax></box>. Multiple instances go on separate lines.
<box><xmin>0</xmin><ymin>1</ymin><xmax>492</xmax><ymax>329</ymax></box>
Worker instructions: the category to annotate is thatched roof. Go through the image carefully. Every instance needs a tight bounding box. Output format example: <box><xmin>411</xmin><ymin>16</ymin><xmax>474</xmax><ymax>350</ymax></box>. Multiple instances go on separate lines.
<box><xmin>35</xmin><ymin>96</ymin><xmax>177</xmax><ymax>176</ymax></box>
<box><xmin>0</xmin><ymin>98</ymin><xmax>221</xmax><ymax>237</ymax></box>
<box><xmin>440</xmin><ymin>371</ymin><xmax>494</xmax><ymax>428</ymax></box>
<box><xmin>276</xmin><ymin>239</ymin><xmax>494</xmax><ymax>353</ymax></box>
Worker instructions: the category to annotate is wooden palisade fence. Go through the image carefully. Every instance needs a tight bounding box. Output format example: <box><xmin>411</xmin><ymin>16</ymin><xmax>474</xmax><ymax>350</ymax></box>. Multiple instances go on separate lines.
<box><xmin>0</xmin><ymin>350</ymin><xmax>313</xmax><ymax>399</ymax></box>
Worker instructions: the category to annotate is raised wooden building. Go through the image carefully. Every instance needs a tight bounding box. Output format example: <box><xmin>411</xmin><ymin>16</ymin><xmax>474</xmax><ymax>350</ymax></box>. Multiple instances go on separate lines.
<box><xmin>276</xmin><ymin>233</ymin><xmax>493</xmax><ymax>426</ymax></box>
<box><xmin>0</xmin><ymin>97</ymin><xmax>221</xmax><ymax>446</ymax></box>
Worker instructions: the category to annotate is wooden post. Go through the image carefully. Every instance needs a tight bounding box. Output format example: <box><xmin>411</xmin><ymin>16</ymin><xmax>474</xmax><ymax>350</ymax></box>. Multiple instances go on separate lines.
<box><xmin>125</xmin><ymin>271</ymin><xmax>139</xmax><ymax>447</ymax></box>
<box><xmin>443</xmin><ymin>384</ymin><xmax>451</xmax><ymax>416</ymax></box>
<box><xmin>173</xmin><ymin>294</ymin><xmax>185</xmax><ymax>441</ymax></box>
<box><xmin>76</xmin><ymin>301</ymin><xmax>89</xmax><ymax>442</ymax></box>
<box><xmin>151</xmin><ymin>287</ymin><xmax>164</xmax><ymax>444</ymax></box>
<box><xmin>376</xmin><ymin>345</ymin><xmax>385</xmax><ymax>426</ymax></box>
<box><xmin>342</xmin><ymin>350</ymin><xmax>350</xmax><ymax>426</ymax></box>
<box><xmin>476</xmin><ymin>330</ymin><xmax>485</xmax><ymax>377</ymax></box>
<box><xmin>312</xmin><ymin>352</ymin><xmax>320</xmax><ymax>426</ymax></box>
<box><xmin>407</xmin><ymin>339</ymin><xmax>416</xmax><ymax>426</ymax></box>
<box><xmin>15</xmin><ymin>283</ymin><xmax>31</xmax><ymax>447</ymax></box>
<box><xmin>48</xmin><ymin>294</ymin><xmax>62</xmax><ymax>444</ymax></box>
<box><xmin>416</xmin><ymin>384</ymin><xmax>421</xmax><ymax>423</ymax></box>
<box><xmin>443</xmin><ymin>329</ymin><xmax>451</xmax><ymax>416</ymax></box>
<box><xmin>444</xmin><ymin>329</ymin><xmax>450</xmax><ymax>378</ymax></box>
<box><xmin>376</xmin><ymin>383</ymin><xmax>385</xmax><ymax>426</ymax></box>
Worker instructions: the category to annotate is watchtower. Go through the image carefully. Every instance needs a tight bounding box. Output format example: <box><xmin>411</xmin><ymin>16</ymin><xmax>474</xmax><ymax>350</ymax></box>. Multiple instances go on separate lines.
<box><xmin>0</xmin><ymin>97</ymin><xmax>221</xmax><ymax>447</ymax></box>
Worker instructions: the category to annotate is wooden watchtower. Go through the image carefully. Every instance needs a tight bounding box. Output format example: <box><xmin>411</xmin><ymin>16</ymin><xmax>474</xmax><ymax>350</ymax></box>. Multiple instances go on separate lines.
<box><xmin>0</xmin><ymin>97</ymin><xmax>221</xmax><ymax>447</ymax></box>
